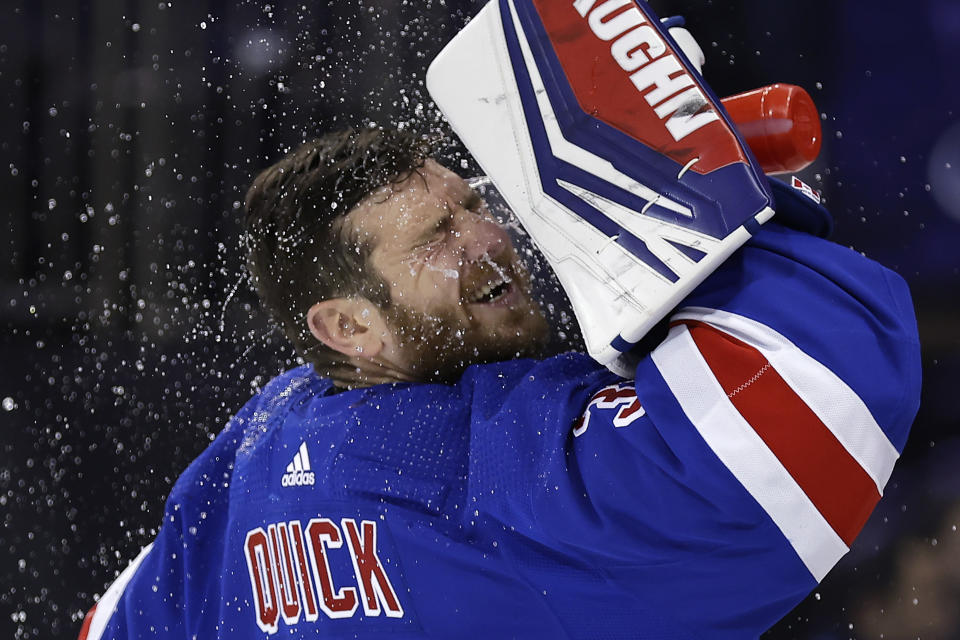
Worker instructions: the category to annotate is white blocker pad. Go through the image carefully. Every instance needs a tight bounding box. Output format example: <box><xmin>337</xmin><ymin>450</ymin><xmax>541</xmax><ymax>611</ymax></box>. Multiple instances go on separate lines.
<box><xmin>427</xmin><ymin>0</ymin><xmax>774</xmax><ymax>375</ymax></box>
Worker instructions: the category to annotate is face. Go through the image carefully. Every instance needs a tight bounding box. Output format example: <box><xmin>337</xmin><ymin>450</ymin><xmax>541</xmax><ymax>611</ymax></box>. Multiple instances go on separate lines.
<box><xmin>346</xmin><ymin>159</ymin><xmax>550</xmax><ymax>382</ymax></box>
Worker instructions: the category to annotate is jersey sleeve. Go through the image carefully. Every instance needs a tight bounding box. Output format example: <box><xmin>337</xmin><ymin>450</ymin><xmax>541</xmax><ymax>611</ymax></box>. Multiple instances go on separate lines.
<box><xmin>465</xmin><ymin>223</ymin><xmax>921</xmax><ymax>637</ymax></box>
<box><xmin>78</xmin><ymin>511</ymin><xmax>186</xmax><ymax>639</ymax></box>
<box><xmin>78</xmin><ymin>401</ymin><xmax>253</xmax><ymax>640</ymax></box>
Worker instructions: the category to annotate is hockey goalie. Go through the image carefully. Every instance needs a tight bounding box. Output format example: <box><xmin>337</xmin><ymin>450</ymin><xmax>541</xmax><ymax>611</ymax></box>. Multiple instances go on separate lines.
<box><xmin>79</xmin><ymin>1</ymin><xmax>920</xmax><ymax>638</ymax></box>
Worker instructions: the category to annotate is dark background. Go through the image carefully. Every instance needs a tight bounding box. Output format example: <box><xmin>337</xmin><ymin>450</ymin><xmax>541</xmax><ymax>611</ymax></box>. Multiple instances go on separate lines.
<box><xmin>1</xmin><ymin>1</ymin><xmax>958</xmax><ymax>638</ymax></box>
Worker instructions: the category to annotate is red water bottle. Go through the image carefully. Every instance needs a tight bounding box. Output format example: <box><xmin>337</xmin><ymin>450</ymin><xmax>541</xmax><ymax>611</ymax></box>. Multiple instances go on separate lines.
<box><xmin>721</xmin><ymin>84</ymin><xmax>822</xmax><ymax>175</ymax></box>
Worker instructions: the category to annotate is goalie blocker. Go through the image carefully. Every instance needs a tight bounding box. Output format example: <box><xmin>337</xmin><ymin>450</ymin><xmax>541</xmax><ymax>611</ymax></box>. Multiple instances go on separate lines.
<box><xmin>428</xmin><ymin>0</ymin><xmax>777</xmax><ymax>374</ymax></box>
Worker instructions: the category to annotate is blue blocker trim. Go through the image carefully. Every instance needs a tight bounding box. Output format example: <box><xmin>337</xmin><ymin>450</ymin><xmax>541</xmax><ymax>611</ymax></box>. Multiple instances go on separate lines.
<box><xmin>610</xmin><ymin>334</ymin><xmax>639</xmax><ymax>353</ymax></box>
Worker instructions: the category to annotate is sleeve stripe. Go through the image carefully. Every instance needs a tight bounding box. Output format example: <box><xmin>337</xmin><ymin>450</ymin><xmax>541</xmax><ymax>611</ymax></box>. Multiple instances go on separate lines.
<box><xmin>80</xmin><ymin>543</ymin><xmax>154</xmax><ymax>640</ymax></box>
<box><xmin>77</xmin><ymin>605</ymin><xmax>96</xmax><ymax>640</ymax></box>
<box><xmin>651</xmin><ymin>324</ymin><xmax>847</xmax><ymax>581</ymax></box>
<box><xmin>672</xmin><ymin>306</ymin><xmax>899</xmax><ymax>493</ymax></box>
<box><xmin>680</xmin><ymin>320</ymin><xmax>881</xmax><ymax>547</ymax></box>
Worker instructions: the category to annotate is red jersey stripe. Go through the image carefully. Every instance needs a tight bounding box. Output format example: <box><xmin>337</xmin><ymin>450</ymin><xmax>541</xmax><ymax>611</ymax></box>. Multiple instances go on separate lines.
<box><xmin>680</xmin><ymin>320</ymin><xmax>881</xmax><ymax>546</ymax></box>
<box><xmin>77</xmin><ymin>605</ymin><xmax>96</xmax><ymax>640</ymax></box>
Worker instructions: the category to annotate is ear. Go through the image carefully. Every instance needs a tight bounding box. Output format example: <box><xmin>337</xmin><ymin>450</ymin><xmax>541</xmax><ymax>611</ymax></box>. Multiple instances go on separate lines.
<box><xmin>306</xmin><ymin>298</ymin><xmax>389</xmax><ymax>359</ymax></box>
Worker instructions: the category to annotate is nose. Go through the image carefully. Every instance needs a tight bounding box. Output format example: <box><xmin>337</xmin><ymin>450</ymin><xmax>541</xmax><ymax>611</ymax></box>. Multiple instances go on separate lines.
<box><xmin>454</xmin><ymin>211</ymin><xmax>509</xmax><ymax>263</ymax></box>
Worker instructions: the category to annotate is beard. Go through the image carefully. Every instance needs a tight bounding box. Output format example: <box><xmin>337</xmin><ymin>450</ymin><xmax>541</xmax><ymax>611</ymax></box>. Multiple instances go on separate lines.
<box><xmin>381</xmin><ymin>291</ymin><xmax>550</xmax><ymax>384</ymax></box>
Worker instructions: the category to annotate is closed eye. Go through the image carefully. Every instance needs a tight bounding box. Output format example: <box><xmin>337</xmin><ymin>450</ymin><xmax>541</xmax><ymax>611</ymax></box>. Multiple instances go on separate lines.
<box><xmin>411</xmin><ymin>213</ymin><xmax>452</xmax><ymax>253</ymax></box>
<box><xmin>402</xmin><ymin>235</ymin><xmax>444</xmax><ymax>268</ymax></box>
<box><xmin>464</xmin><ymin>192</ymin><xmax>485</xmax><ymax>213</ymax></box>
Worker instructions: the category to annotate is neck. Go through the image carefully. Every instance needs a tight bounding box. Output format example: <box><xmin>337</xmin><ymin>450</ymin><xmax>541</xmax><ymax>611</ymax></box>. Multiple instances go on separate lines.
<box><xmin>327</xmin><ymin>354</ymin><xmax>422</xmax><ymax>390</ymax></box>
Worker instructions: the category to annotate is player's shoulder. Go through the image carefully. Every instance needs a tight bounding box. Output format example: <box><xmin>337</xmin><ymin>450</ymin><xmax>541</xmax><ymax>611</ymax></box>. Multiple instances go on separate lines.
<box><xmin>752</xmin><ymin>177</ymin><xmax>913</xmax><ymax>311</ymax></box>
<box><xmin>457</xmin><ymin>352</ymin><xmax>621</xmax><ymax>427</ymax></box>
<box><xmin>703</xmin><ymin>201</ymin><xmax>917</xmax><ymax>346</ymax></box>
<box><xmin>167</xmin><ymin>365</ymin><xmax>326</xmax><ymax>502</ymax></box>
<box><xmin>459</xmin><ymin>351</ymin><xmax>608</xmax><ymax>390</ymax></box>
<box><xmin>743</xmin><ymin>217</ymin><xmax>919</xmax><ymax>366</ymax></box>
<box><xmin>163</xmin><ymin>409</ymin><xmax>246</xmax><ymax>512</ymax></box>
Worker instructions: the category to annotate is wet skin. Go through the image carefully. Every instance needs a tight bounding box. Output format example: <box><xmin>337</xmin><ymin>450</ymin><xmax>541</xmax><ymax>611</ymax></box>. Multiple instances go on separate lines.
<box><xmin>309</xmin><ymin>159</ymin><xmax>550</xmax><ymax>384</ymax></box>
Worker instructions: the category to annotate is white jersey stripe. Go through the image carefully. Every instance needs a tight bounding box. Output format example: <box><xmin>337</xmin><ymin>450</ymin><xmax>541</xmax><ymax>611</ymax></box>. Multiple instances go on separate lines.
<box><xmin>84</xmin><ymin>543</ymin><xmax>155</xmax><ymax>640</ymax></box>
<box><xmin>652</xmin><ymin>325</ymin><xmax>847</xmax><ymax>581</ymax></box>
<box><xmin>672</xmin><ymin>306</ymin><xmax>899</xmax><ymax>493</ymax></box>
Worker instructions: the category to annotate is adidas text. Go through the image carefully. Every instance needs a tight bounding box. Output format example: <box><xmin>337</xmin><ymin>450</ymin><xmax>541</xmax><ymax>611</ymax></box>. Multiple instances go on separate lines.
<box><xmin>281</xmin><ymin>470</ymin><xmax>315</xmax><ymax>487</ymax></box>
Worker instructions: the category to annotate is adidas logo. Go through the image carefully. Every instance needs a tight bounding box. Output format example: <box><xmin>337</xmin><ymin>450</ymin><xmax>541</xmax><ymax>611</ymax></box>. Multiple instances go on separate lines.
<box><xmin>281</xmin><ymin>442</ymin><xmax>316</xmax><ymax>487</ymax></box>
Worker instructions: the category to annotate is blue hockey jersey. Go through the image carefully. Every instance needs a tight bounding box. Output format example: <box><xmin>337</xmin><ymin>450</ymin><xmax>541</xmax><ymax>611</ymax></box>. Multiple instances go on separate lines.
<box><xmin>80</xmin><ymin>185</ymin><xmax>921</xmax><ymax>639</ymax></box>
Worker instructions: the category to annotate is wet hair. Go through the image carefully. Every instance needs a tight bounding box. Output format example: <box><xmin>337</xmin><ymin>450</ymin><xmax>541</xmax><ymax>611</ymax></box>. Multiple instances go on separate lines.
<box><xmin>243</xmin><ymin>127</ymin><xmax>433</xmax><ymax>378</ymax></box>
